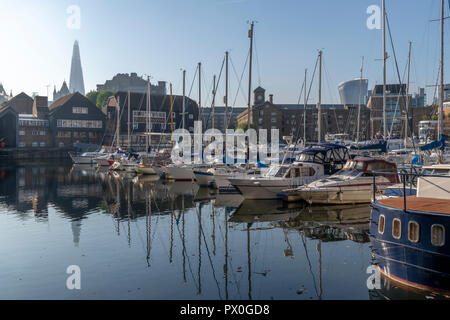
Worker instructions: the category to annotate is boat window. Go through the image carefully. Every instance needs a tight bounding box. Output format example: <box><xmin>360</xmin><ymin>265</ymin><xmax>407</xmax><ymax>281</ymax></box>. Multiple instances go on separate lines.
<box><xmin>337</xmin><ymin>170</ymin><xmax>362</xmax><ymax>178</ymax></box>
<box><xmin>408</xmin><ymin>221</ymin><xmax>419</xmax><ymax>243</ymax></box>
<box><xmin>298</xmin><ymin>154</ymin><xmax>314</xmax><ymax>162</ymax></box>
<box><xmin>344</xmin><ymin>161</ymin><xmax>356</xmax><ymax>169</ymax></box>
<box><xmin>378</xmin><ymin>215</ymin><xmax>385</xmax><ymax>234</ymax></box>
<box><xmin>355</xmin><ymin>162</ymin><xmax>365</xmax><ymax>171</ymax></box>
<box><xmin>392</xmin><ymin>218</ymin><xmax>401</xmax><ymax>239</ymax></box>
<box><xmin>275</xmin><ymin>167</ymin><xmax>288</xmax><ymax>178</ymax></box>
<box><xmin>431</xmin><ymin>225</ymin><xmax>445</xmax><ymax>247</ymax></box>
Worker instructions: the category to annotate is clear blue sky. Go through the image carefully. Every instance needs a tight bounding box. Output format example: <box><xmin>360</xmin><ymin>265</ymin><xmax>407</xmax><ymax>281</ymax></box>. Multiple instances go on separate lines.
<box><xmin>0</xmin><ymin>0</ymin><xmax>448</xmax><ymax>106</ymax></box>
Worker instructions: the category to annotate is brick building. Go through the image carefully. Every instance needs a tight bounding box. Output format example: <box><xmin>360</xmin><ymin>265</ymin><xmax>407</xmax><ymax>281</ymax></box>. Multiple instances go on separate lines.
<box><xmin>49</xmin><ymin>92</ymin><xmax>106</xmax><ymax>147</ymax></box>
<box><xmin>0</xmin><ymin>92</ymin><xmax>106</xmax><ymax>149</ymax></box>
<box><xmin>102</xmin><ymin>91</ymin><xmax>199</xmax><ymax>149</ymax></box>
<box><xmin>237</xmin><ymin>87</ymin><xmax>370</xmax><ymax>142</ymax></box>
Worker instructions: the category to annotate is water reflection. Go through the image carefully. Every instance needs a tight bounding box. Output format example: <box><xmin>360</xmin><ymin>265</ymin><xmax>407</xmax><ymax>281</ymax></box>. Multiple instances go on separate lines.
<box><xmin>0</xmin><ymin>161</ymin><xmax>434</xmax><ymax>299</ymax></box>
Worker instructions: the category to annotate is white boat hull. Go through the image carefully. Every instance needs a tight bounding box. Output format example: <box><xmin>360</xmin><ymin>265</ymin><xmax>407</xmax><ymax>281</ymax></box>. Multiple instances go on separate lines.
<box><xmin>229</xmin><ymin>178</ymin><xmax>299</xmax><ymax>200</ymax></box>
<box><xmin>193</xmin><ymin>170</ymin><xmax>214</xmax><ymax>186</ymax></box>
<box><xmin>135</xmin><ymin>165</ymin><xmax>157</xmax><ymax>175</ymax></box>
<box><xmin>70</xmin><ymin>155</ymin><xmax>96</xmax><ymax>165</ymax></box>
<box><xmin>285</xmin><ymin>185</ymin><xmax>388</xmax><ymax>204</ymax></box>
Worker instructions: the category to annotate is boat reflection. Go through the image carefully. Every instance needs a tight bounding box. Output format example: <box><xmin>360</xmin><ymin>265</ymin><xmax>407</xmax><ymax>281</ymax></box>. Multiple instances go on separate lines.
<box><xmin>230</xmin><ymin>200</ymin><xmax>304</xmax><ymax>223</ymax></box>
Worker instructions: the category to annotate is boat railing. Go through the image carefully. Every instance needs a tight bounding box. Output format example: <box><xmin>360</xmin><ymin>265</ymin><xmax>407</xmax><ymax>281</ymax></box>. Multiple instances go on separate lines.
<box><xmin>371</xmin><ymin>170</ymin><xmax>450</xmax><ymax>212</ymax></box>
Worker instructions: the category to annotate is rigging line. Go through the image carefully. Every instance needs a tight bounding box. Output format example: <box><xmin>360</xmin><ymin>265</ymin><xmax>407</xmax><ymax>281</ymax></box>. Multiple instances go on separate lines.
<box><xmin>296</xmin><ymin>80</ymin><xmax>305</xmax><ymax>105</ymax></box>
<box><xmin>174</xmin><ymin>211</ymin><xmax>199</xmax><ymax>291</ymax></box>
<box><xmin>300</xmin><ymin>231</ymin><xmax>320</xmax><ymax>298</ymax></box>
<box><xmin>290</xmin><ymin>55</ymin><xmax>319</xmax><ymax>152</ymax></box>
<box><xmin>322</xmin><ymin>58</ymin><xmax>341</xmax><ymax>133</ymax></box>
<box><xmin>322</xmin><ymin>58</ymin><xmax>338</xmax><ymax>105</ymax></box>
<box><xmin>253</xmin><ymin>32</ymin><xmax>262</xmax><ymax>86</ymax></box>
<box><xmin>187</xmin><ymin>65</ymin><xmax>199</xmax><ymax>99</ymax></box>
<box><xmin>230</xmin><ymin>52</ymin><xmax>250</xmax><ymax>106</ymax></box>
<box><xmin>196</xmin><ymin>205</ymin><xmax>223</xmax><ymax>300</ymax></box>
<box><xmin>386</xmin><ymin>14</ymin><xmax>411</xmax><ymax>139</ymax></box>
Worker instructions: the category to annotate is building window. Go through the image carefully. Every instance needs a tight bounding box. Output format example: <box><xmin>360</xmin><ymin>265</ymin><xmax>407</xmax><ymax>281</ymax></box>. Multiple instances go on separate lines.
<box><xmin>73</xmin><ymin>107</ymin><xmax>88</xmax><ymax>114</ymax></box>
<box><xmin>271</xmin><ymin>118</ymin><xmax>276</xmax><ymax>123</ymax></box>
<box><xmin>40</xmin><ymin>131</ymin><xmax>45</xmax><ymax>136</ymax></box>
<box><xmin>32</xmin><ymin>142</ymin><xmax>38</xmax><ymax>147</ymax></box>
<box><xmin>408</xmin><ymin>221</ymin><xmax>419</xmax><ymax>243</ymax></box>
<box><xmin>58</xmin><ymin>142</ymin><xmax>64</xmax><ymax>147</ymax></box>
<box><xmin>32</xmin><ymin>131</ymin><xmax>38</xmax><ymax>136</ymax></box>
<box><xmin>19</xmin><ymin>142</ymin><xmax>25</xmax><ymax>148</ymax></box>
<box><xmin>431</xmin><ymin>225</ymin><xmax>445</xmax><ymax>247</ymax></box>
<box><xmin>19</xmin><ymin>131</ymin><xmax>25</xmax><ymax>136</ymax></box>
<box><xmin>392</xmin><ymin>218</ymin><xmax>401</xmax><ymax>239</ymax></box>
<box><xmin>40</xmin><ymin>142</ymin><xmax>46</xmax><ymax>147</ymax></box>
<box><xmin>189</xmin><ymin>114</ymin><xmax>194</xmax><ymax>120</ymax></box>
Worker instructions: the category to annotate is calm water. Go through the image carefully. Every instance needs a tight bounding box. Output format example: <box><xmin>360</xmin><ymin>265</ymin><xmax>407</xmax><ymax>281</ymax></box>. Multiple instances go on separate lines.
<box><xmin>0</xmin><ymin>161</ymin><xmax>430</xmax><ymax>300</ymax></box>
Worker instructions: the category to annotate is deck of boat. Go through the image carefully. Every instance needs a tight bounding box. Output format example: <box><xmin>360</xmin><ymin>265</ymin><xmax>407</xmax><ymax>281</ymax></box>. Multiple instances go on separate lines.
<box><xmin>378</xmin><ymin>196</ymin><xmax>450</xmax><ymax>215</ymax></box>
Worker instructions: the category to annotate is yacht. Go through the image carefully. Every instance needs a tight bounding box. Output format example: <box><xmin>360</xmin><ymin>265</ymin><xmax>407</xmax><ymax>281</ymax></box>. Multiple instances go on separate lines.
<box><xmin>228</xmin><ymin>144</ymin><xmax>351</xmax><ymax>200</ymax></box>
<box><xmin>284</xmin><ymin>157</ymin><xmax>399</xmax><ymax>204</ymax></box>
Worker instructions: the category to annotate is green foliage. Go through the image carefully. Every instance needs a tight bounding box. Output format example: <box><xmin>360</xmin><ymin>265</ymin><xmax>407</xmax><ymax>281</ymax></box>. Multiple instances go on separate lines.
<box><xmin>86</xmin><ymin>91</ymin><xmax>99</xmax><ymax>106</ymax></box>
<box><xmin>96</xmin><ymin>90</ymin><xmax>115</xmax><ymax>109</ymax></box>
<box><xmin>237</xmin><ymin>122</ymin><xmax>256</xmax><ymax>131</ymax></box>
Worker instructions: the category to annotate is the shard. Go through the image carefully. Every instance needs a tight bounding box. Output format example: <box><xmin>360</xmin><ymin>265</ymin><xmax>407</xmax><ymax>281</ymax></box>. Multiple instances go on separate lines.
<box><xmin>69</xmin><ymin>40</ymin><xmax>85</xmax><ymax>95</ymax></box>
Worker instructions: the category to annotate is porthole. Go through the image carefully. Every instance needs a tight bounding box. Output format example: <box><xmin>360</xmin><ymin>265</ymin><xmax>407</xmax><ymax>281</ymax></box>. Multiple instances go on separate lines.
<box><xmin>431</xmin><ymin>224</ymin><xmax>445</xmax><ymax>247</ymax></box>
<box><xmin>378</xmin><ymin>215</ymin><xmax>385</xmax><ymax>234</ymax></box>
<box><xmin>393</xmin><ymin>218</ymin><xmax>401</xmax><ymax>240</ymax></box>
<box><xmin>408</xmin><ymin>221</ymin><xmax>419</xmax><ymax>243</ymax></box>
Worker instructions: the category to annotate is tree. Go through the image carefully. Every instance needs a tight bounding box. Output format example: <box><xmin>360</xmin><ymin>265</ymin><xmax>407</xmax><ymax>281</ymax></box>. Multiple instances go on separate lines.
<box><xmin>237</xmin><ymin>122</ymin><xmax>256</xmax><ymax>131</ymax></box>
<box><xmin>96</xmin><ymin>90</ymin><xmax>115</xmax><ymax>109</ymax></box>
<box><xmin>86</xmin><ymin>91</ymin><xmax>99</xmax><ymax>106</ymax></box>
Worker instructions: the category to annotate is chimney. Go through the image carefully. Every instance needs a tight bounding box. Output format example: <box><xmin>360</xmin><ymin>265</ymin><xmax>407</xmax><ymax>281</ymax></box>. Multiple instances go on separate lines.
<box><xmin>32</xmin><ymin>96</ymin><xmax>49</xmax><ymax>117</ymax></box>
<box><xmin>269</xmin><ymin>94</ymin><xmax>273</xmax><ymax>104</ymax></box>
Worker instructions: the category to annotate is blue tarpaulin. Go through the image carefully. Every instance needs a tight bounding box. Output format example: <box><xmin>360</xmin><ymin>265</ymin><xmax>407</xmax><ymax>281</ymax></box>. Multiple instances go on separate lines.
<box><xmin>420</xmin><ymin>134</ymin><xmax>445</xmax><ymax>151</ymax></box>
<box><xmin>350</xmin><ymin>139</ymin><xmax>387</xmax><ymax>153</ymax></box>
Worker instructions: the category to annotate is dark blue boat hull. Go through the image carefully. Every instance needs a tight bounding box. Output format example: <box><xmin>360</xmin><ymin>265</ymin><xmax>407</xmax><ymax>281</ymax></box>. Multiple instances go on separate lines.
<box><xmin>370</xmin><ymin>202</ymin><xmax>450</xmax><ymax>293</ymax></box>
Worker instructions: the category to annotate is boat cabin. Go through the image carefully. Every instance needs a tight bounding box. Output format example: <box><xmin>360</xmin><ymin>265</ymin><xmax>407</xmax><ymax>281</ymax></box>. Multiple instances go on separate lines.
<box><xmin>296</xmin><ymin>143</ymin><xmax>350</xmax><ymax>175</ymax></box>
<box><xmin>265</xmin><ymin>163</ymin><xmax>322</xmax><ymax>179</ymax></box>
<box><xmin>342</xmin><ymin>157</ymin><xmax>400</xmax><ymax>184</ymax></box>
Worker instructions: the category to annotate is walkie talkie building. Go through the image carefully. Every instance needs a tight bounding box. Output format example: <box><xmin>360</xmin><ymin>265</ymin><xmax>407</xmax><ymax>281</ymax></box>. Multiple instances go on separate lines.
<box><xmin>338</xmin><ymin>78</ymin><xmax>368</xmax><ymax>105</ymax></box>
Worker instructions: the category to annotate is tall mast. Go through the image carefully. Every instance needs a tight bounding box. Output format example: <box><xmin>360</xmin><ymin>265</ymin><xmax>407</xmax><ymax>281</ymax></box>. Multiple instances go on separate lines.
<box><xmin>303</xmin><ymin>69</ymin><xmax>307</xmax><ymax>143</ymax></box>
<box><xmin>212</xmin><ymin>75</ymin><xmax>216</xmax><ymax>130</ymax></box>
<box><xmin>170</xmin><ymin>83</ymin><xmax>174</xmax><ymax>134</ymax></box>
<box><xmin>247</xmin><ymin>21</ymin><xmax>254</xmax><ymax>131</ymax></box>
<box><xmin>382</xmin><ymin>0</ymin><xmax>387</xmax><ymax>139</ymax></box>
<box><xmin>357</xmin><ymin>57</ymin><xmax>364</xmax><ymax>143</ymax></box>
<box><xmin>225</xmin><ymin>51</ymin><xmax>229</xmax><ymax>130</ymax></box>
<box><xmin>438</xmin><ymin>0</ymin><xmax>445</xmax><ymax>137</ymax></box>
<box><xmin>317</xmin><ymin>50</ymin><xmax>323</xmax><ymax>144</ymax></box>
<box><xmin>147</xmin><ymin>76</ymin><xmax>151</xmax><ymax>153</ymax></box>
<box><xmin>405</xmin><ymin>41</ymin><xmax>412</xmax><ymax>148</ymax></box>
<box><xmin>198</xmin><ymin>63</ymin><xmax>202</xmax><ymax>123</ymax></box>
<box><xmin>127</xmin><ymin>90</ymin><xmax>131</xmax><ymax>149</ymax></box>
<box><xmin>182</xmin><ymin>70</ymin><xmax>186</xmax><ymax>131</ymax></box>
<box><xmin>116</xmin><ymin>96</ymin><xmax>120</xmax><ymax>149</ymax></box>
